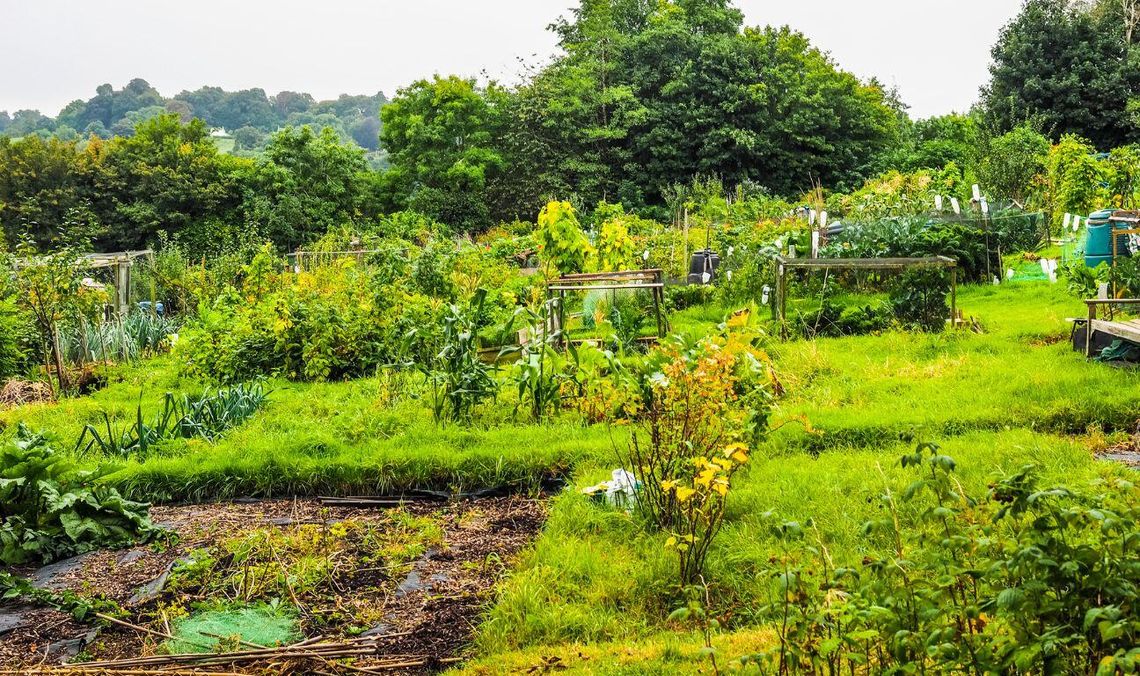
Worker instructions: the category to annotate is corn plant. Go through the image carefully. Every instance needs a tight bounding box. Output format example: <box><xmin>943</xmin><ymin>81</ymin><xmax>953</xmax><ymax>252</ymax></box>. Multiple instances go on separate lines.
<box><xmin>420</xmin><ymin>289</ymin><xmax>497</xmax><ymax>424</ymax></box>
<box><xmin>501</xmin><ymin>298</ymin><xmax>579</xmax><ymax>423</ymax></box>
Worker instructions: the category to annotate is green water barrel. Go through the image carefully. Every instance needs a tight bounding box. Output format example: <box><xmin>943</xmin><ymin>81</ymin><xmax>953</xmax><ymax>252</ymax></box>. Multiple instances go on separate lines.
<box><xmin>1085</xmin><ymin>209</ymin><xmax>1116</xmax><ymax>267</ymax></box>
<box><xmin>1086</xmin><ymin>254</ymin><xmax>1114</xmax><ymax>268</ymax></box>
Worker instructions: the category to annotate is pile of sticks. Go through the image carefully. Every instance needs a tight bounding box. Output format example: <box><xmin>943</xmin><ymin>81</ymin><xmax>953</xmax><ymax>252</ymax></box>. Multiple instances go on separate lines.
<box><xmin>4</xmin><ymin>635</ymin><xmax>428</xmax><ymax>675</ymax></box>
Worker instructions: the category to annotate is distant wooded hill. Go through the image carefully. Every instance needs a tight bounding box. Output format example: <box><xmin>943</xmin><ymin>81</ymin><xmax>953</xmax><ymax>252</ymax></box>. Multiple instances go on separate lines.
<box><xmin>0</xmin><ymin>79</ymin><xmax>387</xmax><ymax>152</ymax></box>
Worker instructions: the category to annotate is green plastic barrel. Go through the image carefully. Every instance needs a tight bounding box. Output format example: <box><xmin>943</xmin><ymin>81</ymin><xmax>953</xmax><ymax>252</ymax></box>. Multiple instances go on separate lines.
<box><xmin>1084</xmin><ymin>209</ymin><xmax>1116</xmax><ymax>267</ymax></box>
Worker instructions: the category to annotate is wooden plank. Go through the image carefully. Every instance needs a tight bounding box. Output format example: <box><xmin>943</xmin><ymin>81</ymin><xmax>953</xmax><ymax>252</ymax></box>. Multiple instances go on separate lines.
<box><xmin>1089</xmin><ymin>319</ymin><xmax>1140</xmax><ymax>344</ymax></box>
<box><xmin>775</xmin><ymin>256</ymin><xmax>956</xmax><ymax>270</ymax></box>
<box><xmin>547</xmin><ymin>283</ymin><xmax>664</xmax><ymax>291</ymax></box>
<box><xmin>1085</xmin><ymin>298</ymin><xmax>1140</xmax><ymax>306</ymax></box>
<box><xmin>558</xmin><ymin>269</ymin><xmax>662</xmax><ymax>280</ymax></box>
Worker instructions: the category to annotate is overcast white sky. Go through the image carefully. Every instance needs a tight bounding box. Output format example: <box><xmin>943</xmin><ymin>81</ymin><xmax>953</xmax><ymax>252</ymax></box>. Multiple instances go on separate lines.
<box><xmin>1</xmin><ymin>0</ymin><xmax>1023</xmax><ymax>120</ymax></box>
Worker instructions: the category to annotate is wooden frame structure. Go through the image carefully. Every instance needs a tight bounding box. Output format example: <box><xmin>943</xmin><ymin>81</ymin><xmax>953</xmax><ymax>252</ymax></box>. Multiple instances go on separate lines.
<box><xmin>546</xmin><ymin>269</ymin><xmax>668</xmax><ymax>347</ymax></box>
<box><xmin>1083</xmin><ymin>298</ymin><xmax>1140</xmax><ymax>357</ymax></box>
<box><xmin>774</xmin><ymin>255</ymin><xmax>958</xmax><ymax>339</ymax></box>
<box><xmin>79</xmin><ymin>251</ymin><xmax>153</xmax><ymax>316</ymax></box>
<box><xmin>1110</xmin><ymin>211</ymin><xmax>1140</xmax><ymax>297</ymax></box>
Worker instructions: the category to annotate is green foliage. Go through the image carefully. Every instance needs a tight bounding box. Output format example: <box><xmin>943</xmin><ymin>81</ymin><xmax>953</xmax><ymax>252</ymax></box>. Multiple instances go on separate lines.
<box><xmin>889</xmin><ymin>268</ymin><xmax>950</xmax><ymax>332</ymax></box>
<box><xmin>177</xmin><ymin>260</ymin><xmax>443</xmax><ymax>383</ymax></box>
<box><xmin>795</xmin><ymin>298</ymin><xmax>893</xmax><ymax>339</ymax></box>
<box><xmin>594</xmin><ymin>216</ymin><xmax>636</xmax><ymax>272</ymax></box>
<box><xmin>605</xmin><ymin>290</ymin><xmax>653</xmax><ymax>352</ymax></box>
<box><xmin>1041</xmin><ymin>135</ymin><xmax>1108</xmax><ymax>228</ymax></box>
<box><xmin>621</xmin><ymin>321</ymin><xmax>772</xmax><ymax>585</ymax></box>
<box><xmin>14</xmin><ymin>242</ymin><xmax>87</xmax><ymax>394</ymax></box>
<box><xmin>74</xmin><ymin>381</ymin><xmax>267</xmax><ymax>458</ymax></box>
<box><xmin>60</xmin><ymin>311</ymin><xmax>178</xmax><ymax>366</ymax></box>
<box><xmin>504</xmin><ymin>300</ymin><xmax>580</xmax><ymax>423</ymax></box>
<box><xmin>979</xmin><ymin>124</ymin><xmax>1050</xmax><ymax>204</ymax></box>
<box><xmin>0</xmin><ymin>135</ymin><xmax>101</xmax><ymax>248</ymax></box>
<box><xmin>0</xmin><ymin>569</ymin><xmax>119</xmax><ymax>624</ymax></box>
<box><xmin>741</xmin><ymin>445</ymin><xmax>1140</xmax><ymax>674</ymax></box>
<box><xmin>381</xmin><ymin>75</ymin><xmax>505</xmax><ymax>233</ymax></box>
<box><xmin>903</xmin><ymin>113</ymin><xmax>980</xmax><ymax>172</ymax></box>
<box><xmin>536</xmin><ymin>201</ymin><xmax>592</xmax><ymax>275</ymax></box>
<box><xmin>94</xmin><ymin>114</ymin><xmax>245</xmax><ymax>251</ymax></box>
<box><xmin>493</xmin><ymin>3</ymin><xmax>902</xmax><ymax>216</ymax></box>
<box><xmin>0</xmin><ymin>425</ymin><xmax>158</xmax><ymax>565</ymax></box>
<box><xmin>241</xmin><ymin>126</ymin><xmax>370</xmax><ymax>251</ymax></box>
<box><xmin>419</xmin><ymin>289</ymin><xmax>498</xmax><ymax>423</ymax></box>
<box><xmin>982</xmin><ymin>0</ymin><xmax>1139</xmax><ymax>149</ymax></box>
<box><xmin>823</xmin><ymin>212</ymin><xmax>1039</xmax><ymax>282</ymax></box>
<box><xmin>0</xmin><ymin>296</ymin><xmax>34</xmax><ymax>380</ymax></box>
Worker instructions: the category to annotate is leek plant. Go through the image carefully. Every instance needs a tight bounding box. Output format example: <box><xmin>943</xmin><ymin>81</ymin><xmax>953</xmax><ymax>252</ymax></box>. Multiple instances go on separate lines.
<box><xmin>60</xmin><ymin>311</ymin><xmax>178</xmax><ymax>366</ymax></box>
<box><xmin>74</xmin><ymin>381</ymin><xmax>267</xmax><ymax>457</ymax></box>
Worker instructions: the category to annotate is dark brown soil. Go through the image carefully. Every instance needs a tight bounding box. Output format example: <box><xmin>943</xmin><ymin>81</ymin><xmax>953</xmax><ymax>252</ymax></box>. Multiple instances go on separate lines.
<box><xmin>0</xmin><ymin>496</ymin><xmax>546</xmax><ymax>673</ymax></box>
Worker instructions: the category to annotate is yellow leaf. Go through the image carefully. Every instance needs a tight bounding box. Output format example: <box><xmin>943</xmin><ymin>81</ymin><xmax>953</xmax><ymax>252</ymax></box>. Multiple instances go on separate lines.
<box><xmin>675</xmin><ymin>486</ymin><xmax>696</xmax><ymax>503</ymax></box>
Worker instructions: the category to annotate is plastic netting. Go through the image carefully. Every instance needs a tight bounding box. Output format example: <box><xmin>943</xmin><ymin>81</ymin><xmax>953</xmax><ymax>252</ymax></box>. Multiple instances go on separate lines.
<box><xmin>167</xmin><ymin>605</ymin><xmax>300</xmax><ymax>654</ymax></box>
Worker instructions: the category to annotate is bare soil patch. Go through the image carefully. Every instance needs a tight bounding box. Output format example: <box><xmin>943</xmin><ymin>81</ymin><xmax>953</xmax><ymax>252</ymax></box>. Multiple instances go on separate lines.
<box><xmin>0</xmin><ymin>496</ymin><xmax>545</xmax><ymax>674</ymax></box>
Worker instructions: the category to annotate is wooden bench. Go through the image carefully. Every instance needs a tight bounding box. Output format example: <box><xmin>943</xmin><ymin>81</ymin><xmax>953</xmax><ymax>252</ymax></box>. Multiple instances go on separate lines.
<box><xmin>1083</xmin><ymin>299</ymin><xmax>1140</xmax><ymax>357</ymax></box>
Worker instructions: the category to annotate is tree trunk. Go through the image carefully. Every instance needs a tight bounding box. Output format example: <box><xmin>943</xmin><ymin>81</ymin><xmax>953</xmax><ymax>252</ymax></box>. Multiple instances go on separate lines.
<box><xmin>51</xmin><ymin>323</ymin><xmax>68</xmax><ymax>395</ymax></box>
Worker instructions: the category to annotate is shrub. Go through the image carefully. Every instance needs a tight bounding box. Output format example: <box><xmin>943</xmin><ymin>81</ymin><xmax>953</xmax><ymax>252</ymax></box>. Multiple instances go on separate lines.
<box><xmin>741</xmin><ymin>444</ymin><xmax>1140</xmax><ymax>674</ymax></box>
<box><xmin>0</xmin><ymin>425</ymin><xmax>159</xmax><ymax>565</ymax></box>
<box><xmin>177</xmin><ymin>260</ymin><xmax>444</xmax><ymax>383</ymax></box>
<box><xmin>536</xmin><ymin>201</ymin><xmax>592</xmax><ymax>276</ymax></box>
<box><xmin>0</xmin><ymin>297</ymin><xmax>34</xmax><ymax>380</ymax></box>
<box><xmin>620</xmin><ymin>314</ymin><xmax>774</xmax><ymax>585</ymax></box>
<box><xmin>890</xmin><ymin>268</ymin><xmax>950</xmax><ymax>332</ymax></box>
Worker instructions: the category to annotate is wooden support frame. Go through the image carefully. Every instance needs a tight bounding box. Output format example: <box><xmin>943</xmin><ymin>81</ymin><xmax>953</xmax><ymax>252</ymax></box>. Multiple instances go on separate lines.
<box><xmin>774</xmin><ymin>255</ymin><xmax>958</xmax><ymax>340</ymax></box>
<box><xmin>1083</xmin><ymin>298</ymin><xmax>1140</xmax><ymax>357</ymax></box>
<box><xmin>78</xmin><ymin>250</ymin><xmax>154</xmax><ymax>316</ymax></box>
<box><xmin>545</xmin><ymin>269</ymin><xmax>669</xmax><ymax>348</ymax></box>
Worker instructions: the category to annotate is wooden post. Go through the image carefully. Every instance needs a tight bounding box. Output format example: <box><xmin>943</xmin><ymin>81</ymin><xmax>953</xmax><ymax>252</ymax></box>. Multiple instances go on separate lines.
<box><xmin>558</xmin><ymin>289</ymin><xmax>567</xmax><ymax>349</ymax></box>
<box><xmin>1086</xmin><ymin>301</ymin><xmax>1095</xmax><ymax>357</ymax></box>
<box><xmin>949</xmin><ymin>266</ymin><xmax>957</xmax><ymax>330</ymax></box>
<box><xmin>776</xmin><ymin>260</ymin><xmax>788</xmax><ymax>340</ymax></box>
<box><xmin>115</xmin><ymin>260</ymin><xmax>131</xmax><ymax>315</ymax></box>
<box><xmin>682</xmin><ymin>207</ymin><xmax>690</xmax><ymax>275</ymax></box>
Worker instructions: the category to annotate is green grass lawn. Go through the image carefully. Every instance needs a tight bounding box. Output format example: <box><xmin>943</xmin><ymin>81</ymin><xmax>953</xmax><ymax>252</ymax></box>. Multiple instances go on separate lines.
<box><xmin>460</xmin><ymin>282</ymin><xmax>1140</xmax><ymax>672</ymax></box>
<box><xmin>0</xmin><ymin>360</ymin><xmax>609</xmax><ymax>501</ymax></box>
<box><xmin>2</xmin><ymin>280</ymin><xmax>1136</xmax><ymax>673</ymax></box>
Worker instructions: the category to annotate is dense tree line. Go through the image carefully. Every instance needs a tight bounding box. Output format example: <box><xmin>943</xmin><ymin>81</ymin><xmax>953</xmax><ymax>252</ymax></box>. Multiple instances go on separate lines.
<box><xmin>0</xmin><ymin>79</ymin><xmax>387</xmax><ymax>152</ymax></box>
<box><xmin>981</xmin><ymin>0</ymin><xmax>1140</xmax><ymax>147</ymax></box>
<box><xmin>381</xmin><ymin>0</ymin><xmax>904</xmax><ymax>226</ymax></box>
<box><xmin>2</xmin><ymin>0</ymin><xmax>1138</xmax><ymax>251</ymax></box>
<box><xmin>0</xmin><ymin>116</ymin><xmax>379</xmax><ymax>253</ymax></box>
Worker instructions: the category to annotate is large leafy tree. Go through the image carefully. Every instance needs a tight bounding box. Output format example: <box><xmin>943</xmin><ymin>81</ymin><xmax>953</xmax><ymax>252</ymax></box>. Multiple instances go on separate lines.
<box><xmin>982</xmin><ymin>0</ymin><xmax>1140</xmax><ymax>148</ymax></box>
<box><xmin>381</xmin><ymin>75</ymin><xmax>505</xmax><ymax>232</ymax></box>
<box><xmin>493</xmin><ymin>0</ymin><xmax>901</xmax><ymax>214</ymax></box>
<box><xmin>92</xmin><ymin>114</ymin><xmax>243</xmax><ymax>250</ymax></box>
<box><xmin>242</xmin><ymin>126</ymin><xmax>369</xmax><ymax>250</ymax></box>
<box><xmin>0</xmin><ymin>136</ymin><xmax>99</xmax><ymax>248</ymax></box>
<box><xmin>978</xmin><ymin>123</ymin><xmax>1050</xmax><ymax>204</ymax></box>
